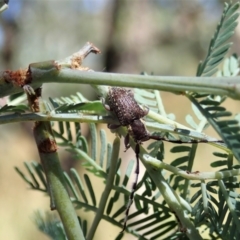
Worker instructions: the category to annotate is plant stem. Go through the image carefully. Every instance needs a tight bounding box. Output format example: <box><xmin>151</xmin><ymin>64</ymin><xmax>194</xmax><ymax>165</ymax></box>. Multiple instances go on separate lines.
<box><xmin>87</xmin><ymin>137</ymin><xmax>120</xmax><ymax>240</ymax></box>
<box><xmin>0</xmin><ymin>109</ymin><xmax>229</xmax><ymax>153</ymax></box>
<box><xmin>29</xmin><ymin>70</ymin><xmax>240</xmax><ymax>100</ymax></box>
<box><xmin>33</xmin><ymin>121</ymin><xmax>85</xmax><ymax>240</ymax></box>
<box><xmin>143</xmin><ymin>154</ymin><xmax>240</xmax><ymax>181</ymax></box>
<box><xmin>0</xmin><ymin>112</ymin><xmax>113</xmax><ymax>125</ymax></box>
<box><xmin>0</xmin><ymin>63</ymin><xmax>240</xmax><ymax>99</ymax></box>
<box><xmin>141</xmin><ymin>154</ymin><xmax>202</xmax><ymax>240</ymax></box>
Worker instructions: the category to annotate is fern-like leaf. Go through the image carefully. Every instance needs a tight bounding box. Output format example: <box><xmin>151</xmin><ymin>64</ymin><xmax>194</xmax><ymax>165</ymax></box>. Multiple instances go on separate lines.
<box><xmin>0</xmin><ymin>104</ymin><xmax>29</xmax><ymax>114</ymax></box>
<box><xmin>33</xmin><ymin>211</ymin><xmax>66</xmax><ymax>240</ymax></box>
<box><xmin>49</xmin><ymin>93</ymin><xmax>106</xmax><ymax>115</ymax></box>
<box><xmin>197</xmin><ymin>2</ymin><xmax>239</xmax><ymax>76</ymax></box>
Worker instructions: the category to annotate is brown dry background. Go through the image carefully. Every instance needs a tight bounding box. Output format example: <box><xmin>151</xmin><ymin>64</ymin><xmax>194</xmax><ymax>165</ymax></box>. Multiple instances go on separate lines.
<box><xmin>0</xmin><ymin>0</ymin><xmax>240</xmax><ymax>239</ymax></box>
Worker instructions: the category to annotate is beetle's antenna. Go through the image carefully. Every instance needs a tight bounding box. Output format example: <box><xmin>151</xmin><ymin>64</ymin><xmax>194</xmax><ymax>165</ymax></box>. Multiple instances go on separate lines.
<box><xmin>149</xmin><ymin>134</ymin><xmax>224</xmax><ymax>144</ymax></box>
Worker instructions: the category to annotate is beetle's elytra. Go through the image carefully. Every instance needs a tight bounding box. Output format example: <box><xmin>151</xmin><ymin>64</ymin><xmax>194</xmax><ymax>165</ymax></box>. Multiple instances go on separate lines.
<box><xmin>106</xmin><ymin>87</ymin><xmax>148</xmax><ymax>126</ymax></box>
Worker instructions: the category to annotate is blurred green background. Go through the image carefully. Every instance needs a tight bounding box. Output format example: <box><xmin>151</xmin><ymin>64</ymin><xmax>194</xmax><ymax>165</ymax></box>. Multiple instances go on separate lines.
<box><xmin>0</xmin><ymin>0</ymin><xmax>239</xmax><ymax>239</ymax></box>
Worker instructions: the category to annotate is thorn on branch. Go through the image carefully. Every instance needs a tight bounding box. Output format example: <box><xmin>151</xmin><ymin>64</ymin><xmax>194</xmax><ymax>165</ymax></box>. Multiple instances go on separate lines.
<box><xmin>70</xmin><ymin>42</ymin><xmax>101</xmax><ymax>69</ymax></box>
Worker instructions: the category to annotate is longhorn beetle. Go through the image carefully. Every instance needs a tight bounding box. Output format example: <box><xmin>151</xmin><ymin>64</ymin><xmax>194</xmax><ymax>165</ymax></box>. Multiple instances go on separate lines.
<box><xmin>103</xmin><ymin>87</ymin><xmax>224</xmax><ymax>232</ymax></box>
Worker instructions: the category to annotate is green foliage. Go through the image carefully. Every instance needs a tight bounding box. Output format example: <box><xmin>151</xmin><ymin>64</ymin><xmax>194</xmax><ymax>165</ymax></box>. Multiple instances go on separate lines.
<box><xmin>196</xmin><ymin>2</ymin><xmax>239</xmax><ymax>77</ymax></box>
<box><xmin>15</xmin><ymin>125</ymin><xmax>177</xmax><ymax>239</ymax></box>
<box><xmin>49</xmin><ymin>93</ymin><xmax>106</xmax><ymax>115</ymax></box>
<box><xmin>34</xmin><ymin>211</ymin><xmax>66</xmax><ymax>240</ymax></box>
<box><xmin>0</xmin><ymin>104</ymin><xmax>29</xmax><ymax>114</ymax></box>
<box><xmin>10</xmin><ymin>1</ymin><xmax>240</xmax><ymax>240</ymax></box>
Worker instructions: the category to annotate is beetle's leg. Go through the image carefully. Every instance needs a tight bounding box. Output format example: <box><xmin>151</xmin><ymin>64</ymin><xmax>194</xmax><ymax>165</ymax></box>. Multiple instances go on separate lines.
<box><xmin>107</xmin><ymin>123</ymin><xmax>121</xmax><ymax>129</ymax></box>
<box><xmin>121</xmin><ymin>143</ymin><xmax>140</xmax><ymax>232</ymax></box>
<box><xmin>124</xmin><ymin>133</ymin><xmax>130</xmax><ymax>151</ymax></box>
<box><xmin>142</xmin><ymin>105</ymin><xmax>149</xmax><ymax>116</ymax></box>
